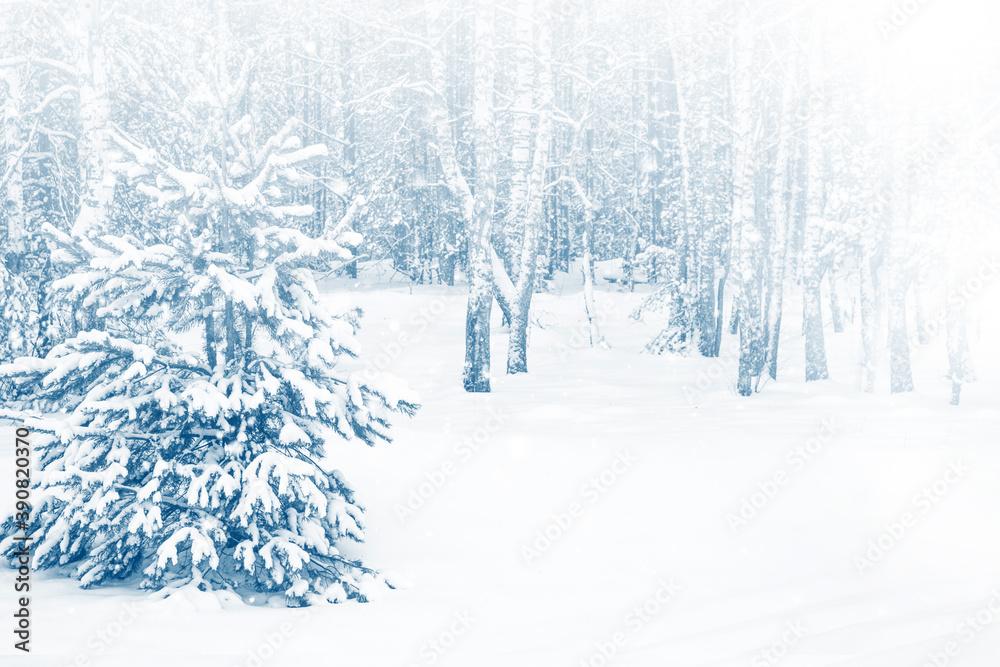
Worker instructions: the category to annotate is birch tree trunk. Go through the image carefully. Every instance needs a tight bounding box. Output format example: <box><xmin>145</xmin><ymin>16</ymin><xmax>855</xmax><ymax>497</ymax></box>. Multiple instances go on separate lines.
<box><xmin>730</xmin><ymin>12</ymin><xmax>762</xmax><ymax>397</ymax></box>
<box><xmin>426</xmin><ymin>0</ymin><xmax>492</xmax><ymax>390</ymax></box>
<box><xmin>913</xmin><ymin>278</ymin><xmax>930</xmax><ymax>344</ymax></box>
<box><xmin>801</xmin><ymin>20</ymin><xmax>829</xmax><ymax>382</ymax></box>
<box><xmin>574</xmin><ymin>2</ymin><xmax>604</xmax><ymax>349</ymax></box>
<box><xmin>581</xmin><ymin>215</ymin><xmax>602</xmax><ymax>347</ymax></box>
<box><xmin>73</xmin><ymin>0</ymin><xmax>113</xmax><ymax>240</ymax></box>
<box><xmin>858</xmin><ymin>243</ymin><xmax>879</xmax><ymax>392</ymax></box>
<box><xmin>2</xmin><ymin>67</ymin><xmax>24</xmax><ymax>256</ymax></box>
<box><xmin>828</xmin><ymin>262</ymin><xmax>843</xmax><ymax>333</ymax></box>
<box><xmin>507</xmin><ymin>0</ymin><xmax>534</xmax><ymax>235</ymax></box>
<box><xmin>339</xmin><ymin>17</ymin><xmax>359</xmax><ymax>279</ymax></box>
<box><xmin>764</xmin><ymin>61</ymin><xmax>795</xmax><ymax>381</ymax></box>
<box><xmin>506</xmin><ymin>0</ymin><xmax>553</xmax><ymax>374</ymax></box>
<box><xmin>0</xmin><ymin>61</ymin><xmax>30</xmax><ymax>362</ymax></box>
<box><xmin>462</xmin><ymin>0</ymin><xmax>498</xmax><ymax>392</ymax></box>
<box><xmin>886</xmin><ymin>154</ymin><xmax>914</xmax><ymax>394</ymax></box>
<box><xmin>655</xmin><ymin>41</ymin><xmax>696</xmax><ymax>351</ymax></box>
<box><xmin>946</xmin><ymin>273</ymin><xmax>974</xmax><ymax>406</ymax></box>
<box><xmin>886</xmin><ymin>262</ymin><xmax>913</xmax><ymax>393</ymax></box>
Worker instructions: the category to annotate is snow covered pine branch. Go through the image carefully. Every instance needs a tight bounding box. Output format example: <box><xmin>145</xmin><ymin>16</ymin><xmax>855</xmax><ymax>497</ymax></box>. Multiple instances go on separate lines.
<box><xmin>0</xmin><ymin>115</ymin><xmax>418</xmax><ymax>606</ymax></box>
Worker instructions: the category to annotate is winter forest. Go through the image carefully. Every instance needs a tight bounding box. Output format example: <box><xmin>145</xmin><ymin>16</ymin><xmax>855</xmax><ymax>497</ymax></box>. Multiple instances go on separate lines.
<box><xmin>2</xmin><ymin>0</ymin><xmax>1000</xmax><ymax>664</ymax></box>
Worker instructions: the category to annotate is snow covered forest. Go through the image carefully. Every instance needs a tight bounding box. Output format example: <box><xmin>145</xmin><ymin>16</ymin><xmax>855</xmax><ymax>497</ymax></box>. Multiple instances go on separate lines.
<box><xmin>2</xmin><ymin>0</ymin><xmax>1000</xmax><ymax>664</ymax></box>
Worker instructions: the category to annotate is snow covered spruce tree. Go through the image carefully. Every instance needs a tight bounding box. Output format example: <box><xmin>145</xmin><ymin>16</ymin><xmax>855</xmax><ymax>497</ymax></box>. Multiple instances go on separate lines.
<box><xmin>0</xmin><ymin>110</ymin><xmax>417</xmax><ymax>604</ymax></box>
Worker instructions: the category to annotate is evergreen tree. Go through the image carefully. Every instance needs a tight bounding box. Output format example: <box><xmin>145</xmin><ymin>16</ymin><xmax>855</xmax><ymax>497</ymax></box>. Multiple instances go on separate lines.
<box><xmin>0</xmin><ymin>111</ymin><xmax>417</xmax><ymax>605</ymax></box>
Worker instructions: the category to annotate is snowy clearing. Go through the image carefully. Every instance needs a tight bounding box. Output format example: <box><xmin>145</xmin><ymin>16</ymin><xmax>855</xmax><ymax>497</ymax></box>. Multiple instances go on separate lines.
<box><xmin>3</xmin><ymin>270</ymin><xmax>999</xmax><ymax>667</ymax></box>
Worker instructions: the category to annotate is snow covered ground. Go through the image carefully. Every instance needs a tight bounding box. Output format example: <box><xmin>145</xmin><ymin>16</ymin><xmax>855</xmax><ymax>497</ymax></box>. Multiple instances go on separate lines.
<box><xmin>3</xmin><ymin>267</ymin><xmax>1000</xmax><ymax>667</ymax></box>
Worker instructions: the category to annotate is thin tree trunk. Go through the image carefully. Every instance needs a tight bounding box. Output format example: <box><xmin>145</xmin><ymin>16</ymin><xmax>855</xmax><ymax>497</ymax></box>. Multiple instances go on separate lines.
<box><xmin>713</xmin><ymin>230</ymin><xmax>731</xmax><ymax>358</ymax></box>
<box><xmin>462</xmin><ymin>0</ymin><xmax>497</xmax><ymax>393</ymax></box>
<box><xmin>672</xmin><ymin>41</ymin><xmax>696</xmax><ymax>347</ymax></box>
<box><xmin>946</xmin><ymin>274</ymin><xmax>973</xmax><ymax>405</ymax></box>
<box><xmin>730</xmin><ymin>11</ymin><xmax>761</xmax><ymax>397</ymax></box>
<box><xmin>764</xmin><ymin>58</ymin><xmax>794</xmax><ymax>381</ymax></box>
<box><xmin>0</xmin><ymin>64</ymin><xmax>28</xmax><ymax>363</ymax></box>
<box><xmin>568</xmin><ymin>2</ymin><xmax>604</xmax><ymax>349</ymax></box>
<box><xmin>887</xmin><ymin>265</ymin><xmax>913</xmax><ymax>393</ymax></box>
<box><xmin>913</xmin><ymin>279</ymin><xmax>930</xmax><ymax>344</ymax></box>
<box><xmin>340</xmin><ymin>17</ymin><xmax>359</xmax><ymax>279</ymax></box>
<box><xmin>581</xmin><ymin>220</ymin><xmax>603</xmax><ymax>347</ymax></box>
<box><xmin>859</xmin><ymin>245</ymin><xmax>878</xmax><ymax>392</ymax></box>
<box><xmin>886</xmin><ymin>146</ymin><xmax>914</xmax><ymax>394</ymax></box>
<box><xmin>506</xmin><ymin>0</ymin><xmax>552</xmax><ymax>374</ymax></box>
<box><xmin>802</xmin><ymin>248</ymin><xmax>829</xmax><ymax>381</ymax></box>
<box><xmin>2</xmin><ymin>67</ymin><xmax>24</xmax><ymax>255</ymax></box>
<box><xmin>827</xmin><ymin>267</ymin><xmax>843</xmax><ymax>333</ymax></box>
<box><xmin>204</xmin><ymin>293</ymin><xmax>218</xmax><ymax>371</ymax></box>
<box><xmin>503</xmin><ymin>0</ymin><xmax>535</xmax><ymax>373</ymax></box>
<box><xmin>217</xmin><ymin>0</ymin><xmax>238</xmax><ymax>366</ymax></box>
<box><xmin>73</xmin><ymin>0</ymin><xmax>113</xmax><ymax>240</ymax></box>
<box><xmin>802</xmin><ymin>16</ymin><xmax>829</xmax><ymax>382</ymax></box>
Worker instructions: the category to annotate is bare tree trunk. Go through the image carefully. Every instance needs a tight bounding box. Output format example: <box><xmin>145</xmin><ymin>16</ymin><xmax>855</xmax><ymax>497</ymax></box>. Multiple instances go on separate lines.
<box><xmin>425</xmin><ymin>0</ymin><xmax>494</xmax><ymax>390</ymax></box>
<box><xmin>946</xmin><ymin>273</ymin><xmax>974</xmax><ymax>405</ymax></box>
<box><xmin>714</xmin><ymin>227</ymin><xmax>731</xmax><ymax>358</ymax></box>
<box><xmin>462</xmin><ymin>0</ymin><xmax>498</xmax><ymax>393</ymax></box>
<box><xmin>0</xmin><ymin>63</ymin><xmax>29</xmax><ymax>363</ymax></box>
<box><xmin>73</xmin><ymin>0</ymin><xmax>114</xmax><ymax>240</ymax></box>
<box><xmin>579</xmin><ymin>227</ymin><xmax>600</xmax><ymax>346</ymax></box>
<box><xmin>887</xmin><ymin>263</ymin><xmax>913</xmax><ymax>393</ymax></box>
<box><xmin>886</xmin><ymin>149</ymin><xmax>914</xmax><ymax>394</ymax></box>
<box><xmin>2</xmin><ymin>67</ymin><xmax>24</xmax><ymax>255</ymax></box>
<box><xmin>204</xmin><ymin>293</ymin><xmax>218</xmax><ymax>370</ymax></box>
<box><xmin>694</xmin><ymin>133</ymin><xmax>718</xmax><ymax>356</ymax></box>
<box><xmin>730</xmin><ymin>11</ymin><xmax>761</xmax><ymax>397</ymax></box>
<box><xmin>802</xmin><ymin>16</ymin><xmax>829</xmax><ymax>382</ymax></box>
<box><xmin>764</xmin><ymin>55</ymin><xmax>795</xmax><ymax>381</ymax></box>
<box><xmin>339</xmin><ymin>17</ymin><xmax>359</xmax><ymax>279</ymax></box>
<box><xmin>859</xmin><ymin>245</ymin><xmax>878</xmax><ymax>392</ymax></box>
<box><xmin>802</xmin><ymin>231</ymin><xmax>828</xmax><ymax>381</ymax></box>
<box><xmin>580</xmin><ymin>139</ymin><xmax>603</xmax><ymax>348</ymax></box>
<box><xmin>913</xmin><ymin>279</ymin><xmax>930</xmax><ymax>344</ymax></box>
<box><xmin>672</xmin><ymin>40</ymin><xmax>696</xmax><ymax>347</ymax></box>
<box><xmin>828</xmin><ymin>269</ymin><xmax>843</xmax><ymax>333</ymax></box>
<box><xmin>502</xmin><ymin>0</ymin><xmax>535</xmax><ymax>373</ymax></box>
<box><xmin>566</xmin><ymin>1</ymin><xmax>604</xmax><ymax>349</ymax></box>
<box><xmin>626</xmin><ymin>66</ymin><xmax>642</xmax><ymax>294</ymax></box>
<box><xmin>506</xmin><ymin>0</ymin><xmax>553</xmax><ymax>374</ymax></box>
